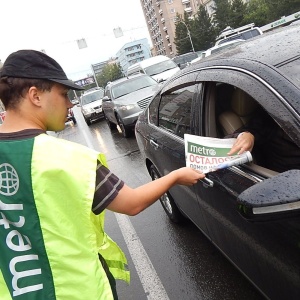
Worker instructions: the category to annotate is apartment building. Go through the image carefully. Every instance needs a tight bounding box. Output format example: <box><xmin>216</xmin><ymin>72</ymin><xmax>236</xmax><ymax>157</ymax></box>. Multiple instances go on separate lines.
<box><xmin>116</xmin><ymin>38</ymin><xmax>151</xmax><ymax>73</ymax></box>
<box><xmin>140</xmin><ymin>0</ymin><xmax>204</xmax><ymax>57</ymax></box>
<box><xmin>140</xmin><ymin>0</ymin><xmax>252</xmax><ymax>57</ymax></box>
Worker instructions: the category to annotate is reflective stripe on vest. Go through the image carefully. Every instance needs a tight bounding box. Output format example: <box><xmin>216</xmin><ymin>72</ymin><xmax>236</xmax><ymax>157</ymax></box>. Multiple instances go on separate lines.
<box><xmin>0</xmin><ymin>134</ymin><xmax>129</xmax><ymax>300</ymax></box>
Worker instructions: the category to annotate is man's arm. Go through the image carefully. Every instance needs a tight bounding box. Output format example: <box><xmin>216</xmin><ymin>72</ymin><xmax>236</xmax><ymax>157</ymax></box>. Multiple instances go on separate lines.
<box><xmin>107</xmin><ymin>167</ymin><xmax>205</xmax><ymax>215</ymax></box>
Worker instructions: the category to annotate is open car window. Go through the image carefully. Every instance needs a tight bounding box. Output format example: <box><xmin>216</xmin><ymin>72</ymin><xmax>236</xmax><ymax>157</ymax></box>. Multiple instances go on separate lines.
<box><xmin>202</xmin><ymin>81</ymin><xmax>300</xmax><ymax>177</ymax></box>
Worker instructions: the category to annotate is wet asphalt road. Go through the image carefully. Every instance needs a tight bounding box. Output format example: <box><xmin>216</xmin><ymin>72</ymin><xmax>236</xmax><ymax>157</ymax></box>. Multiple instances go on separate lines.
<box><xmin>55</xmin><ymin>106</ymin><xmax>265</xmax><ymax>300</ymax></box>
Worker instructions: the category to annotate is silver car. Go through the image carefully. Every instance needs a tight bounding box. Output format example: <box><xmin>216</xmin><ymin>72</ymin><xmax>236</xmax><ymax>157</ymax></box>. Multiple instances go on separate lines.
<box><xmin>102</xmin><ymin>74</ymin><xmax>160</xmax><ymax>137</ymax></box>
<box><xmin>80</xmin><ymin>88</ymin><xmax>104</xmax><ymax>125</ymax></box>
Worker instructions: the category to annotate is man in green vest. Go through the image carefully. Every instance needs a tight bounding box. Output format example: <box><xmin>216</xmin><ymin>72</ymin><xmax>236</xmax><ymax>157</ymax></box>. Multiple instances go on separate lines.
<box><xmin>0</xmin><ymin>50</ymin><xmax>205</xmax><ymax>300</ymax></box>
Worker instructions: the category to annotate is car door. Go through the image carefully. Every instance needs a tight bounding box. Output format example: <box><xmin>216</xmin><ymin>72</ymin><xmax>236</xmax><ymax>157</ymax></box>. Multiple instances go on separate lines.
<box><xmin>192</xmin><ymin>65</ymin><xmax>300</xmax><ymax>299</ymax></box>
<box><xmin>145</xmin><ymin>73</ymin><xmax>210</xmax><ymax>233</ymax></box>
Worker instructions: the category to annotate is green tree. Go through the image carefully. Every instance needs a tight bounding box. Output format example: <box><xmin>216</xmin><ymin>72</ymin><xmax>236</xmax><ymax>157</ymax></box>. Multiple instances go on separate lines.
<box><xmin>96</xmin><ymin>63</ymin><xmax>123</xmax><ymax>88</ymax></box>
<box><xmin>230</xmin><ymin>0</ymin><xmax>248</xmax><ymax>28</ymax></box>
<box><xmin>174</xmin><ymin>13</ymin><xmax>194</xmax><ymax>54</ymax></box>
<box><xmin>264</xmin><ymin>0</ymin><xmax>300</xmax><ymax>21</ymax></box>
<box><xmin>212</xmin><ymin>0</ymin><xmax>232</xmax><ymax>33</ymax></box>
<box><xmin>192</xmin><ymin>5</ymin><xmax>216</xmax><ymax>51</ymax></box>
<box><xmin>244</xmin><ymin>0</ymin><xmax>300</xmax><ymax>26</ymax></box>
<box><xmin>243</xmin><ymin>0</ymin><xmax>270</xmax><ymax>26</ymax></box>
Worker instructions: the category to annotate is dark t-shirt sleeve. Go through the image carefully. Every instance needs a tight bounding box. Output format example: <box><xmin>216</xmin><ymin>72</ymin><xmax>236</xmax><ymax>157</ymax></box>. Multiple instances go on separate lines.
<box><xmin>92</xmin><ymin>160</ymin><xmax>124</xmax><ymax>215</ymax></box>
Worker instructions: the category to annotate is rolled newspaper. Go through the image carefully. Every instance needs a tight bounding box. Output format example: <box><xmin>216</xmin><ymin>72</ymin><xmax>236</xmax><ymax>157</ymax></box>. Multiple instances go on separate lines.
<box><xmin>212</xmin><ymin>151</ymin><xmax>252</xmax><ymax>171</ymax></box>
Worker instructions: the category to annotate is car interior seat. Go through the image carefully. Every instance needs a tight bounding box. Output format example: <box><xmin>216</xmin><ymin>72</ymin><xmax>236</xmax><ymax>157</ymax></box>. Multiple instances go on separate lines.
<box><xmin>218</xmin><ymin>88</ymin><xmax>258</xmax><ymax>136</ymax></box>
<box><xmin>217</xmin><ymin>87</ymin><xmax>279</xmax><ymax>177</ymax></box>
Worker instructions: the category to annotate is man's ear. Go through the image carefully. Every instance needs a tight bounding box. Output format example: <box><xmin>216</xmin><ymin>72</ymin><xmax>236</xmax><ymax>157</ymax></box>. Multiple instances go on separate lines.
<box><xmin>28</xmin><ymin>86</ymin><xmax>42</xmax><ymax>107</ymax></box>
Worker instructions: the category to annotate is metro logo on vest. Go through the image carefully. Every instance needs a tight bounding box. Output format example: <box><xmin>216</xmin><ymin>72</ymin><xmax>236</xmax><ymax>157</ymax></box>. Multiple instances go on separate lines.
<box><xmin>0</xmin><ymin>140</ymin><xmax>55</xmax><ymax>300</ymax></box>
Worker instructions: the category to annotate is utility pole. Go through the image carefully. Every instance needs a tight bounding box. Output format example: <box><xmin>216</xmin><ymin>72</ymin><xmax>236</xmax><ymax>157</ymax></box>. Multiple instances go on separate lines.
<box><xmin>178</xmin><ymin>20</ymin><xmax>195</xmax><ymax>53</ymax></box>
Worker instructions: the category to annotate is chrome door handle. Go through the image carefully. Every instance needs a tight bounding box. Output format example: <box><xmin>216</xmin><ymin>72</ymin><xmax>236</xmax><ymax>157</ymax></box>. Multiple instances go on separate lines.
<box><xmin>200</xmin><ymin>177</ymin><xmax>214</xmax><ymax>188</ymax></box>
<box><xmin>150</xmin><ymin>139</ymin><xmax>159</xmax><ymax>149</ymax></box>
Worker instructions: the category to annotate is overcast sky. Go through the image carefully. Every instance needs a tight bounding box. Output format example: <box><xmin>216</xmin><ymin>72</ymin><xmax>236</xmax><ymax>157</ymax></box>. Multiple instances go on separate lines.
<box><xmin>0</xmin><ymin>0</ymin><xmax>151</xmax><ymax>80</ymax></box>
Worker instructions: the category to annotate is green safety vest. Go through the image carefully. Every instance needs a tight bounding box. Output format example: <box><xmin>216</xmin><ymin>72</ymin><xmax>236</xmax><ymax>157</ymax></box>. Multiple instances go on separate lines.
<box><xmin>0</xmin><ymin>133</ymin><xmax>130</xmax><ymax>300</ymax></box>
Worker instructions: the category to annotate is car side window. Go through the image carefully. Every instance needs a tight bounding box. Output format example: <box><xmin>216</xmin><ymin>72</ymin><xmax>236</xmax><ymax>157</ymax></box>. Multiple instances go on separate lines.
<box><xmin>148</xmin><ymin>93</ymin><xmax>161</xmax><ymax>125</ymax></box>
<box><xmin>202</xmin><ymin>81</ymin><xmax>300</xmax><ymax>175</ymax></box>
<box><xmin>157</xmin><ymin>85</ymin><xmax>195</xmax><ymax>138</ymax></box>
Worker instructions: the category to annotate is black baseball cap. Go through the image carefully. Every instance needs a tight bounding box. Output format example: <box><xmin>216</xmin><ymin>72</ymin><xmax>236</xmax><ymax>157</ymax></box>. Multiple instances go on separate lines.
<box><xmin>0</xmin><ymin>49</ymin><xmax>84</xmax><ymax>90</ymax></box>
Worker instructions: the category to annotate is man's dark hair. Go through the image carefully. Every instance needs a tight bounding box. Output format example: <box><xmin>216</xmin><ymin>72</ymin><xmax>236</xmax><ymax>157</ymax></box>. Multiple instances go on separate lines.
<box><xmin>0</xmin><ymin>77</ymin><xmax>55</xmax><ymax>109</ymax></box>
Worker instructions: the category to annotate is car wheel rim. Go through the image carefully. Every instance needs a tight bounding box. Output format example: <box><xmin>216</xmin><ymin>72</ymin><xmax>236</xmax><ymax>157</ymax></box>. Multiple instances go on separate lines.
<box><xmin>152</xmin><ymin>171</ymin><xmax>173</xmax><ymax>214</ymax></box>
<box><xmin>118</xmin><ymin>117</ymin><xmax>126</xmax><ymax>135</ymax></box>
<box><xmin>161</xmin><ymin>193</ymin><xmax>173</xmax><ymax>214</ymax></box>
<box><xmin>120</xmin><ymin>122</ymin><xmax>125</xmax><ymax>133</ymax></box>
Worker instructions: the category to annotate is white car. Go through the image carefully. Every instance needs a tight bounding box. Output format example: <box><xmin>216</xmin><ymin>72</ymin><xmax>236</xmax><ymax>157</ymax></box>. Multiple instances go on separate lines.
<box><xmin>126</xmin><ymin>55</ymin><xmax>180</xmax><ymax>83</ymax></box>
<box><xmin>190</xmin><ymin>39</ymin><xmax>245</xmax><ymax>64</ymax></box>
<box><xmin>80</xmin><ymin>88</ymin><xmax>104</xmax><ymax>125</ymax></box>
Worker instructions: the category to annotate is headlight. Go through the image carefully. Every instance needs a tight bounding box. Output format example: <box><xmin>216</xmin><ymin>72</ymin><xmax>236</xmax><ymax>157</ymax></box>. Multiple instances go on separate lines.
<box><xmin>119</xmin><ymin>104</ymin><xmax>137</xmax><ymax>111</ymax></box>
<box><xmin>83</xmin><ymin>107</ymin><xmax>93</xmax><ymax>114</ymax></box>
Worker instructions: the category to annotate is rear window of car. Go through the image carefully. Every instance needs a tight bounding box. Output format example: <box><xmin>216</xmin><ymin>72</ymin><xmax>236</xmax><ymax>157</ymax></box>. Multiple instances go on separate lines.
<box><xmin>81</xmin><ymin>90</ymin><xmax>104</xmax><ymax>105</ymax></box>
<box><xmin>144</xmin><ymin>60</ymin><xmax>178</xmax><ymax>76</ymax></box>
<box><xmin>173</xmin><ymin>53</ymin><xmax>198</xmax><ymax>64</ymax></box>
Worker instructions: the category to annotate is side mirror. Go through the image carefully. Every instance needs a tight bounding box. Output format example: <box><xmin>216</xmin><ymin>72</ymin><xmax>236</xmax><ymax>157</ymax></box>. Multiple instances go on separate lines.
<box><xmin>237</xmin><ymin>170</ymin><xmax>300</xmax><ymax>222</ymax></box>
<box><xmin>102</xmin><ymin>96</ymin><xmax>111</xmax><ymax>102</ymax></box>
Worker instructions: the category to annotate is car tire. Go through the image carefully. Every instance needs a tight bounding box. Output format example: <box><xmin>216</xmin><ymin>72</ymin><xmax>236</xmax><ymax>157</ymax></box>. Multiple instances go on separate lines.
<box><xmin>116</xmin><ymin>114</ymin><xmax>132</xmax><ymax>138</ymax></box>
<box><xmin>72</xmin><ymin>117</ymin><xmax>77</xmax><ymax>125</ymax></box>
<box><xmin>104</xmin><ymin>113</ymin><xmax>117</xmax><ymax>130</ymax></box>
<box><xmin>150</xmin><ymin>165</ymin><xmax>184</xmax><ymax>223</ymax></box>
<box><xmin>85</xmin><ymin>118</ymin><xmax>91</xmax><ymax>126</ymax></box>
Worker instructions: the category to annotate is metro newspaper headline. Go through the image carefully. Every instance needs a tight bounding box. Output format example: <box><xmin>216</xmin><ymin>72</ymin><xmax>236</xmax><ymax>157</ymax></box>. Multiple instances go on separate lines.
<box><xmin>184</xmin><ymin>134</ymin><xmax>252</xmax><ymax>174</ymax></box>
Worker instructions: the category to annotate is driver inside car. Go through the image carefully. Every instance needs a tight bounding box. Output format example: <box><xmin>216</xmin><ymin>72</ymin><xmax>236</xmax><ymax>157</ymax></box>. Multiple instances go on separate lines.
<box><xmin>226</xmin><ymin>104</ymin><xmax>300</xmax><ymax>173</ymax></box>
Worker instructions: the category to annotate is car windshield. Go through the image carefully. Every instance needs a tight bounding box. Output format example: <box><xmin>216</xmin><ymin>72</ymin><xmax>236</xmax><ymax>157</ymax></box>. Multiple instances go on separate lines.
<box><xmin>173</xmin><ymin>53</ymin><xmax>198</xmax><ymax>64</ymax></box>
<box><xmin>81</xmin><ymin>90</ymin><xmax>104</xmax><ymax>105</ymax></box>
<box><xmin>111</xmin><ymin>76</ymin><xmax>157</xmax><ymax>99</ymax></box>
<box><xmin>144</xmin><ymin>60</ymin><xmax>178</xmax><ymax>76</ymax></box>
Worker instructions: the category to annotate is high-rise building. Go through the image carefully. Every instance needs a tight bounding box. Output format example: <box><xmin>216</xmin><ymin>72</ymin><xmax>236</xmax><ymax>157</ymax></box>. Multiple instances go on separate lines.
<box><xmin>116</xmin><ymin>38</ymin><xmax>151</xmax><ymax>73</ymax></box>
<box><xmin>140</xmin><ymin>0</ymin><xmax>203</xmax><ymax>57</ymax></box>
<box><xmin>140</xmin><ymin>0</ymin><xmax>250</xmax><ymax>57</ymax></box>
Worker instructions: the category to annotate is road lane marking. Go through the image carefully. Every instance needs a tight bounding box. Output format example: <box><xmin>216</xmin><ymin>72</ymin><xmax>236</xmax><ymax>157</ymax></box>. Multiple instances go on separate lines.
<box><xmin>81</xmin><ymin>128</ymin><xmax>94</xmax><ymax>149</ymax></box>
<box><xmin>115</xmin><ymin>213</ymin><xmax>170</xmax><ymax>300</ymax></box>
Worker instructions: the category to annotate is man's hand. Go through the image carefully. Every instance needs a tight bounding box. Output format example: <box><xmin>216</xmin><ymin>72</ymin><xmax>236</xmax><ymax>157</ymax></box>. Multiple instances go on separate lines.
<box><xmin>228</xmin><ymin>132</ymin><xmax>254</xmax><ymax>155</ymax></box>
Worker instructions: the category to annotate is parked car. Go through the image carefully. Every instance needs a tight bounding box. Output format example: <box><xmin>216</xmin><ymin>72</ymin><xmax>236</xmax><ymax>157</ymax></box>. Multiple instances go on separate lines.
<box><xmin>66</xmin><ymin>108</ymin><xmax>76</xmax><ymax>124</ymax></box>
<box><xmin>135</xmin><ymin>24</ymin><xmax>300</xmax><ymax>300</ymax></box>
<box><xmin>80</xmin><ymin>88</ymin><xmax>104</xmax><ymax>125</ymax></box>
<box><xmin>172</xmin><ymin>52</ymin><xmax>198</xmax><ymax>69</ymax></box>
<box><xmin>70</xmin><ymin>98</ymin><xmax>79</xmax><ymax>106</ymax></box>
<box><xmin>102</xmin><ymin>74</ymin><xmax>160</xmax><ymax>137</ymax></box>
<box><xmin>126</xmin><ymin>55</ymin><xmax>180</xmax><ymax>83</ymax></box>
